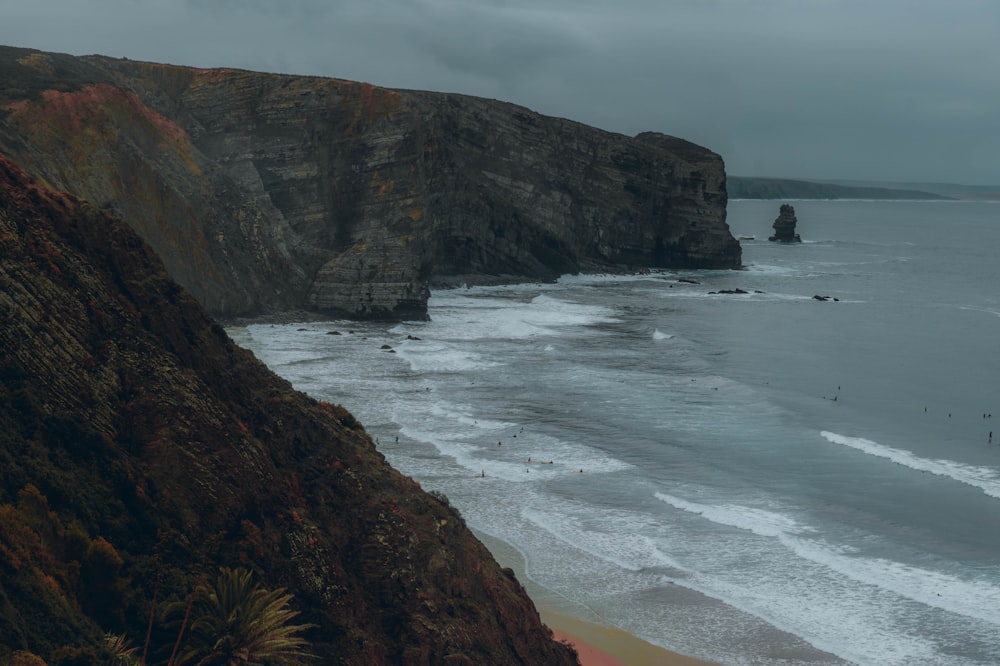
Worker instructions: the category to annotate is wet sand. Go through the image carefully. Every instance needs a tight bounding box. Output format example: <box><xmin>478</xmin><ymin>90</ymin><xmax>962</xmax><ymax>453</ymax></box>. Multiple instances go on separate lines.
<box><xmin>474</xmin><ymin>530</ymin><xmax>716</xmax><ymax>666</ymax></box>
<box><xmin>546</xmin><ymin>610</ymin><xmax>715</xmax><ymax>666</ymax></box>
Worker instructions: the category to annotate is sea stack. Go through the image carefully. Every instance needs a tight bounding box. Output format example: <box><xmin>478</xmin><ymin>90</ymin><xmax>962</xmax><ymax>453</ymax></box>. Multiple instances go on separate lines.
<box><xmin>769</xmin><ymin>203</ymin><xmax>802</xmax><ymax>242</ymax></box>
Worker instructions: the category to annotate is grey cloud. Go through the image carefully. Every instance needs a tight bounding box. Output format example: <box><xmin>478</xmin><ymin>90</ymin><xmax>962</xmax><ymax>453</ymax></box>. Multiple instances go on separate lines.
<box><xmin>411</xmin><ymin>7</ymin><xmax>585</xmax><ymax>86</ymax></box>
<box><xmin>1</xmin><ymin>0</ymin><xmax>997</xmax><ymax>184</ymax></box>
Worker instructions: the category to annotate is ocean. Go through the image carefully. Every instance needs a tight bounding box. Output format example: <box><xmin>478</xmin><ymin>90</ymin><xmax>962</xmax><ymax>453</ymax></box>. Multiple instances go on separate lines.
<box><xmin>227</xmin><ymin>199</ymin><xmax>1000</xmax><ymax>665</ymax></box>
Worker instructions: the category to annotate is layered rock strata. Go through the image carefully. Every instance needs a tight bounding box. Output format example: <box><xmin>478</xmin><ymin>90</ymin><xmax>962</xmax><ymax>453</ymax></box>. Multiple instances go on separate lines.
<box><xmin>0</xmin><ymin>46</ymin><xmax>741</xmax><ymax>319</ymax></box>
<box><xmin>0</xmin><ymin>155</ymin><xmax>578</xmax><ymax>664</ymax></box>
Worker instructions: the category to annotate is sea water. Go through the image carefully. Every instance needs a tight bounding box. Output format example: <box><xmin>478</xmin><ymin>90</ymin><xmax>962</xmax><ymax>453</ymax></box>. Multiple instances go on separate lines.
<box><xmin>228</xmin><ymin>199</ymin><xmax>1000</xmax><ymax>665</ymax></box>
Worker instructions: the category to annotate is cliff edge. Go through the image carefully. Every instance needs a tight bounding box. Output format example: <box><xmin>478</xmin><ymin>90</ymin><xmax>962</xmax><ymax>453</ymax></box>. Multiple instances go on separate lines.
<box><xmin>0</xmin><ymin>46</ymin><xmax>740</xmax><ymax>319</ymax></box>
<box><xmin>0</xmin><ymin>154</ymin><xmax>577</xmax><ymax>664</ymax></box>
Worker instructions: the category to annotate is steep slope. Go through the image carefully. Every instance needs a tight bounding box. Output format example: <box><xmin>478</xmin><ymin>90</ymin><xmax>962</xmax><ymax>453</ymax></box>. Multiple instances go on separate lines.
<box><xmin>0</xmin><ymin>45</ymin><xmax>740</xmax><ymax>319</ymax></box>
<box><xmin>0</xmin><ymin>154</ymin><xmax>577</xmax><ymax>664</ymax></box>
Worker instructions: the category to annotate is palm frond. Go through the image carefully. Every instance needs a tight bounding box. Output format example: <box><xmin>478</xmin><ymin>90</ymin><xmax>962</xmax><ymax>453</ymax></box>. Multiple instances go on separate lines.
<box><xmin>167</xmin><ymin>567</ymin><xmax>315</xmax><ymax>666</ymax></box>
<box><xmin>102</xmin><ymin>632</ymin><xmax>139</xmax><ymax>666</ymax></box>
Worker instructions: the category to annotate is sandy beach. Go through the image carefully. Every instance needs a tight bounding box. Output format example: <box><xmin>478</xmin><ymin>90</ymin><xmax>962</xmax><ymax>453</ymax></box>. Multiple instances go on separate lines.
<box><xmin>474</xmin><ymin>530</ymin><xmax>716</xmax><ymax>666</ymax></box>
<box><xmin>545</xmin><ymin>610</ymin><xmax>715</xmax><ymax>666</ymax></box>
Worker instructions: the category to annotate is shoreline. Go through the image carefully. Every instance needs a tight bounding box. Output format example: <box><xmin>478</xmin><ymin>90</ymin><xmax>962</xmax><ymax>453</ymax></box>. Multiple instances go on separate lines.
<box><xmin>474</xmin><ymin>530</ymin><xmax>716</xmax><ymax>666</ymax></box>
<box><xmin>216</xmin><ymin>268</ymin><xmax>676</xmax><ymax>327</ymax></box>
<box><xmin>545</xmin><ymin>611</ymin><xmax>715</xmax><ymax>666</ymax></box>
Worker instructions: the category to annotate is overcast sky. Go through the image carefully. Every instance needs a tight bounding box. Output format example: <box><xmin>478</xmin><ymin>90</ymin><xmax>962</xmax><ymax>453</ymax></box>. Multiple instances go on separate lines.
<box><xmin>2</xmin><ymin>0</ymin><xmax>998</xmax><ymax>185</ymax></box>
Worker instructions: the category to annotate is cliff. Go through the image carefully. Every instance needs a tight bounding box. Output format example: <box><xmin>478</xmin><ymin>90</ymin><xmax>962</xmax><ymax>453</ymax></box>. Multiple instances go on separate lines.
<box><xmin>0</xmin><ymin>45</ymin><xmax>740</xmax><ymax>319</ymax></box>
<box><xmin>0</xmin><ymin>155</ymin><xmax>578</xmax><ymax>664</ymax></box>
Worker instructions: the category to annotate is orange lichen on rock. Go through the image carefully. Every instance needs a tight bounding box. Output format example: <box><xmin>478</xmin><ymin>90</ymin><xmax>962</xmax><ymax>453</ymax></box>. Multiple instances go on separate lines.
<box><xmin>365</xmin><ymin>85</ymin><xmax>403</xmax><ymax>124</ymax></box>
<box><xmin>340</xmin><ymin>81</ymin><xmax>404</xmax><ymax>136</ymax></box>
<box><xmin>5</xmin><ymin>84</ymin><xmax>198</xmax><ymax>173</ymax></box>
<box><xmin>371</xmin><ymin>170</ymin><xmax>396</xmax><ymax>197</ymax></box>
<box><xmin>15</xmin><ymin>52</ymin><xmax>55</xmax><ymax>76</ymax></box>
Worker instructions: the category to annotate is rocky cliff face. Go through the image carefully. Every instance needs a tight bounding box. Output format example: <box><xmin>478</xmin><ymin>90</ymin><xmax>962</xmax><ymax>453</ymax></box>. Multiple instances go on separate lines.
<box><xmin>0</xmin><ymin>155</ymin><xmax>577</xmax><ymax>664</ymax></box>
<box><xmin>0</xmin><ymin>46</ymin><xmax>740</xmax><ymax>319</ymax></box>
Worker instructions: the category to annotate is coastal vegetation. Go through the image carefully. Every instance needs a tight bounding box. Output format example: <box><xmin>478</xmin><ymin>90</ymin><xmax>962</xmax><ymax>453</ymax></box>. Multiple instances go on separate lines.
<box><xmin>0</xmin><ymin>152</ymin><xmax>578</xmax><ymax>664</ymax></box>
<box><xmin>162</xmin><ymin>567</ymin><xmax>315</xmax><ymax>666</ymax></box>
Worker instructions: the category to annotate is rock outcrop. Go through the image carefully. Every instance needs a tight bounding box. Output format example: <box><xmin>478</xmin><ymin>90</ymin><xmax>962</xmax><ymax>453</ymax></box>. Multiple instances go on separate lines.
<box><xmin>769</xmin><ymin>203</ymin><xmax>802</xmax><ymax>242</ymax></box>
<box><xmin>0</xmin><ymin>155</ymin><xmax>577</xmax><ymax>664</ymax></box>
<box><xmin>0</xmin><ymin>46</ymin><xmax>741</xmax><ymax>319</ymax></box>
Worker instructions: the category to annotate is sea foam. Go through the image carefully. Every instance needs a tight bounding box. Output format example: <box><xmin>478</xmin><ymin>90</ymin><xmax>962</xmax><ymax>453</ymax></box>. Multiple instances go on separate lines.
<box><xmin>521</xmin><ymin>505</ymin><xmax>688</xmax><ymax>574</ymax></box>
<box><xmin>654</xmin><ymin>492</ymin><xmax>815</xmax><ymax>538</ymax></box>
<box><xmin>652</xmin><ymin>492</ymin><xmax>951</xmax><ymax>665</ymax></box>
<box><xmin>424</xmin><ymin>292</ymin><xmax>619</xmax><ymax>341</ymax></box>
<box><xmin>656</xmin><ymin>491</ymin><xmax>1000</xmax><ymax>626</ymax></box>
<box><xmin>394</xmin><ymin>339</ymin><xmax>500</xmax><ymax>373</ymax></box>
<box><xmin>392</xmin><ymin>398</ymin><xmax>632</xmax><ymax>481</ymax></box>
<box><xmin>821</xmin><ymin>431</ymin><xmax>1000</xmax><ymax>499</ymax></box>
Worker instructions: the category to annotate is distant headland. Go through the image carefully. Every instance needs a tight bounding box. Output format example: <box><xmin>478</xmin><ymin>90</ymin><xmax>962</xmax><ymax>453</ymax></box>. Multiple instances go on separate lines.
<box><xmin>729</xmin><ymin>176</ymin><xmax>962</xmax><ymax>200</ymax></box>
